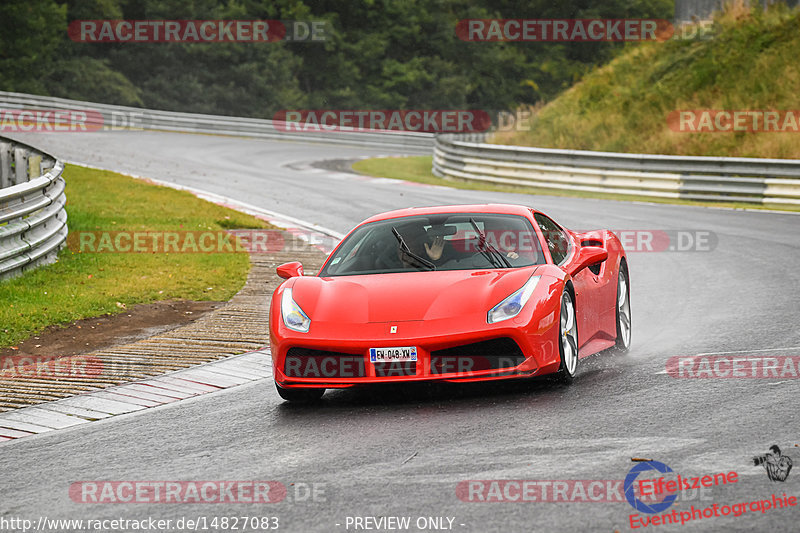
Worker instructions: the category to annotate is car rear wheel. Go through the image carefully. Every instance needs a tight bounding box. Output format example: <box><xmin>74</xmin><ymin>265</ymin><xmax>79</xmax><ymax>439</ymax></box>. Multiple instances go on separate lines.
<box><xmin>275</xmin><ymin>383</ymin><xmax>325</xmax><ymax>403</ymax></box>
<box><xmin>615</xmin><ymin>264</ymin><xmax>631</xmax><ymax>352</ymax></box>
<box><xmin>556</xmin><ymin>289</ymin><xmax>578</xmax><ymax>383</ymax></box>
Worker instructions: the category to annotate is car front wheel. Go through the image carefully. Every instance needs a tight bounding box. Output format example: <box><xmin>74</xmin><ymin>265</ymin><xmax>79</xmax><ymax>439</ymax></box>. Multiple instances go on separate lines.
<box><xmin>615</xmin><ymin>264</ymin><xmax>631</xmax><ymax>352</ymax></box>
<box><xmin>556</xmin><ymin>289</ymin><xmax>578</xmax><ymax>383</ymax></box>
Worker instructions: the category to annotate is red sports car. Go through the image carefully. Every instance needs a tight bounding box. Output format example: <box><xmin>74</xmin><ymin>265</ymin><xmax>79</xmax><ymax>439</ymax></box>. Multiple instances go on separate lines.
<box><xmin>270</xmin><ymin>204</ymin><xmax>630</xmax><ymax>402</ymax></box>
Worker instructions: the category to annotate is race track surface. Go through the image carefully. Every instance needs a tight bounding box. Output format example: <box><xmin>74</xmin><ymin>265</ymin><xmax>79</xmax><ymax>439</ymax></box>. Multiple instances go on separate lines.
<box><xmin>2</xmin><ymin>131</ymin><xmax>799</xmax><ymax>532</ymax></box>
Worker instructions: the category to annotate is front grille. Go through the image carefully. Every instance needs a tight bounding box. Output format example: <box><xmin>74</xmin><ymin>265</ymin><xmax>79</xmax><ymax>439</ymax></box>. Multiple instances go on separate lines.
<box><xmin>429</xmin><ymin>338</ymin><xmax>525</xmax><ymax>374</ymax></box>
<box><xmin>284</xmin><ymin>347</ymin><xmax>366</xmax><ymax>378</ymax></box>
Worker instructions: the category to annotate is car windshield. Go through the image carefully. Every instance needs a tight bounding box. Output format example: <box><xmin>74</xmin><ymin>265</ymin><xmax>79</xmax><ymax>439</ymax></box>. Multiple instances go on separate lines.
<box><xmin>320</xmin><ymin>213</ymin><xmax>545</xmax><ymax>276</ymax></box>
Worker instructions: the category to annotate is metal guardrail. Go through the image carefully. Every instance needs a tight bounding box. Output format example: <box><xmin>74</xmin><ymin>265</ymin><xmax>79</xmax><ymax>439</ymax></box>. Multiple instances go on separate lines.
<box><xmin>433</xmin><ymin>134</ymin><xmax>800</xmax><ymax>205</ymax></box>
<box><xmin>0</xmin><ymin>91</ymin><xmax>434</xmax><ymax>154</ymax></box>
<box><xmin>4</xmin><ymin>91</ymin><xmax>799</xmax><ymax>206</ymax></box>
<box><xmin>0</xmin><ymin>137</ymin><xmax>67</xmax><ymax>280</ymax></box>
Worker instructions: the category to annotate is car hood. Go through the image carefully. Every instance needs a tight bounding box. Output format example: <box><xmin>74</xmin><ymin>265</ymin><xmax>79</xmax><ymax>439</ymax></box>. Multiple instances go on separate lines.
<box><xmin>289</xmin><ymin>267</ymin><xmax>540</xmax><ymax>323</ymax></box>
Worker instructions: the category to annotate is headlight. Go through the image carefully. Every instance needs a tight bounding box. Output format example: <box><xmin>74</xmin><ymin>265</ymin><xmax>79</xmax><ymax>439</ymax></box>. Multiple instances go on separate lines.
<box><xmin>281</xmin><ymin>287</ymin><xmax>310</xmax><ymax>332</ymax></box>
<box><xmin>487</xmin><ymin>275</ymin><xmax>541</xmax><ymax>324</ymax></box>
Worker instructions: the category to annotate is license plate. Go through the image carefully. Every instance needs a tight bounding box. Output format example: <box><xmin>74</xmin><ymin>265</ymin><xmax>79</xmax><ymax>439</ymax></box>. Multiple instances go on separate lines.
<box><xmin>369</xmin><ymin>346</ymin><xmax>418</xmax><ymax>363</ymax></box>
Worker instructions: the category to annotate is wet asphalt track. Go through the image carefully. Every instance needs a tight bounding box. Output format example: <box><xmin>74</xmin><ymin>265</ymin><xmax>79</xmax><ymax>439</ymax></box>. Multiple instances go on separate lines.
<box><xmin>2</xmin><ymin>131</ymin><xmax>799</xmax><ymax>533</ymax></box>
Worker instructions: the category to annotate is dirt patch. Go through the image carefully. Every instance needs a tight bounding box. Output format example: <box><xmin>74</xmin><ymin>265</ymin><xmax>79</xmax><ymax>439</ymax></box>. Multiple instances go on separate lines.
<box><xmin>0</xmin><ymin>300</ymin><xmax>221</xmax><ymax>361</ymax></box>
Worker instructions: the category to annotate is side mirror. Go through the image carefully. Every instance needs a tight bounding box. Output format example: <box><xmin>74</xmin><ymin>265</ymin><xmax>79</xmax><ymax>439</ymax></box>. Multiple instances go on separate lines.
<box><xmin>277</xmin><ymin>261</ymin><xmax>304</xmax><ymax>279</ymax></box>
<box><xmin>566</xmin><ymin>246</ymin><xmax>608</xmax><ymax>277</ymax></box>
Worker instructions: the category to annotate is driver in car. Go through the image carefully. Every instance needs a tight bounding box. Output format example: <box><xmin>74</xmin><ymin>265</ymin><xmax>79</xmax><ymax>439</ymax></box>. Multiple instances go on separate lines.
<box><xmin>421</xmin><ymin>228</ymin><xmax>449</xmax><ymax>262</ymax></box>
<box><xmin>393</xmin><ymin>223</ymin><xmax>453</xmax><ymax>269</ymax></box>
<box><xmin>481</xmin><ymin>218</ymin><xmax>520</xmax><ymax>260</ymax></box>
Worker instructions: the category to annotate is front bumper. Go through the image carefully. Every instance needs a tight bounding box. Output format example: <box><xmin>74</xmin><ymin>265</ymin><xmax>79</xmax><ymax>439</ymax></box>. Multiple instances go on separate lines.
<box><xmin>271</xmin><ymin>319</ymin><xmax>561</xmax><ymax>389</ymax></box>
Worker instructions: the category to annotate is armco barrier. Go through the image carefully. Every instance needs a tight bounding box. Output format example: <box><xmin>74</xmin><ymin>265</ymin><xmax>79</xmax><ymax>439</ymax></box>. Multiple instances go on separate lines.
<box><xmin>433</xmin><ymin>134</ymin><xmax>800</xmax><ymax>205</ymax></box>
<box><xmin>0</xmin><ymin>91</ymin><xmax>434</xmax><ymax>154</ymax></box>
<box><xmin>0</xmin><ymin>137</ymin><xmax>67</xmax><ymax>280</ymax></box>
<box><xmin>4</xmin><ymin>92</ymin><xmax>799</xmax><ymax>205</ymax></box>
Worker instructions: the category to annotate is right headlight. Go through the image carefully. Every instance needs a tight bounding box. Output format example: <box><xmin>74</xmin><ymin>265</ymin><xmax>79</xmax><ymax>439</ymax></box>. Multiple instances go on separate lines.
<box><xmin>281</xmin><ymin>287</ymin><xmax>310</xmax><ymax>332</ymax></box>
<box><xmin>487</xmin><ymin>275</ymin><xmax>541</xmax><ymax>324</ymax></box>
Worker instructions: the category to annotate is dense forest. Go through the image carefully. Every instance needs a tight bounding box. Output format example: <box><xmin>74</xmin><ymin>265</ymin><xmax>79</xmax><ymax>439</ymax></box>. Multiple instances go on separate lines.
<box><xmin>0</xmin><ymin>0</ymin><xmax>671</xmax><ymax>117</ymax></box>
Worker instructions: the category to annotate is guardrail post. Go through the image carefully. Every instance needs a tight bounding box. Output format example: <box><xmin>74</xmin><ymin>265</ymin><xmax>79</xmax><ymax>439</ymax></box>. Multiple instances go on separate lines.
<box><xmin>29</xmin><ymin>154</ymin><xmax>42</xmax><ymax>178</ymax></box>
<box><xmin>0</xmin><ymin>142</ymin><xmax>11</xmax><ymax>188</ymax></box>
<box><xmin>14</xmin><ymin>147</ymin><xmax>29</xmax><ymax>185</ymax></box>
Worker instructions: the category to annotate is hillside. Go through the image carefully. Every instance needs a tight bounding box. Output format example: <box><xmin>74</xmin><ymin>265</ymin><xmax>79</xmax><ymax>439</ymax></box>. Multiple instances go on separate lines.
<box><xmin>493</xmin><ymin>4</ymin><xmax>800</xmax><ymax>159</ymax></box>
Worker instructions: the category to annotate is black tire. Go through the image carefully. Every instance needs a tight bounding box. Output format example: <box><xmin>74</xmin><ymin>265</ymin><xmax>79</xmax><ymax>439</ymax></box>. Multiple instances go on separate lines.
<box><xmin>275</xmin><ymin>383</ymin><xmax>324</xmax><ymax>403</ymax></box>
<box><xmin>556</xmin><ymin>288</ymin><xmax>579</xmax><ymax>384</ymax></box>
<box><xmin>614</xmin><ymin>263</ymin><xmax>631</xmax><ymax>352</ymax></box>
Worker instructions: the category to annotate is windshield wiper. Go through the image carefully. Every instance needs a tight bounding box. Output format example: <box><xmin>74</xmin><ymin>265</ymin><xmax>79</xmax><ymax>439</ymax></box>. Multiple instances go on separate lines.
<box><xmin>392</xmin><ymin>227</ymin><xmax>436</xmax><ymax>271</ymax></box>
<box><xmin>469</xmin><ymin>218</ymin><xmax>511</xmax><ymax>269</ymax></box>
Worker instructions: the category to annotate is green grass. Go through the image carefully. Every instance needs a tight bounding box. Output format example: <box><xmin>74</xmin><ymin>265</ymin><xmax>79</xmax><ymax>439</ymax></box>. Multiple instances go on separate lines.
<box><xmin>353</xmin><ymin>156</ymin><xmax>442</xmax><ymax>185</ymax></box>
<box><xmin>352</xmin><ymin>156</ymin><xmax>800</xmax><ymax>212</ymax></box>
<box><xmin>495</xmin><ymin>4</ymin><xmax>800</xmax><ymax>159</ymax></box>
<box><xmin>0</xmin><ymin>164</ymin><xmax>272</xmax><ymax>348</ymax></box>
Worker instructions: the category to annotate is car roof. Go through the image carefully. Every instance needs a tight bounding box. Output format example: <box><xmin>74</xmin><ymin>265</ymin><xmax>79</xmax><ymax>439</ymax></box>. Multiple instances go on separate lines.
<box><xmin>360</xmin><ymin>204</ymin><xmax>537</xmax><ymax>225</ymax></box>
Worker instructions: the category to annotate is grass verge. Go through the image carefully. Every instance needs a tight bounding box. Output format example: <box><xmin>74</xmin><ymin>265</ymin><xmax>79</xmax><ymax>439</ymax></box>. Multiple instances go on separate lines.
<box><xmin>351</xmin><ymin>156</ymin><xmax>800</xmax><ymax>212</ymax></box>
<box><xmin>494</xmin><ymin>4</ymin><xmax>800</xmax><ymax>159</ymax></box>
<box><xmin>0</xmin><ymin>164</ymin><xmax>272</xmax><ymax>348</ymax></box>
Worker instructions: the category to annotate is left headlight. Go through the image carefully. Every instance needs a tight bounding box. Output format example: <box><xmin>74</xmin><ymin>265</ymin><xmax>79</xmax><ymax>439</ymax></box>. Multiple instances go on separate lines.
<box><xmin>487</xmin><ymin>275</ymin><xmax>541</xmax><ymax>324</ymax></box>
<box><xmin>281</xmin><ymin>287</ymin><xmax>310</xmax><ymax>332</ymax></box>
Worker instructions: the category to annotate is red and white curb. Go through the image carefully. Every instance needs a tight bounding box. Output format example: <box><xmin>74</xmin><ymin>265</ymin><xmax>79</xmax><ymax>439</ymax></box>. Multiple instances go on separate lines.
<box><xmin>0</xmin><ymin>349</ymin><xmax>273</xmax><ymax>444</ymax></box>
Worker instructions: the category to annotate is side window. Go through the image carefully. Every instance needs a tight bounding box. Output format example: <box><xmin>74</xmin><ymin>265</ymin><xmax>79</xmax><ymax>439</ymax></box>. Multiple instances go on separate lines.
<box><xmin>534</xmin><ymin>213</ymin><xmax>570</xmax><ymax>265</ymax></box>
